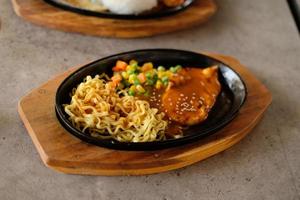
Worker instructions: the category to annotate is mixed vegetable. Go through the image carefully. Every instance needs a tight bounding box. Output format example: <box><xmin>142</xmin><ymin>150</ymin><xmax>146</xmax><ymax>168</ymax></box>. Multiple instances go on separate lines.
<box><xmin>111</xmin><ymin>60</ymin><xmax>182</xmax><ymax>96</ymax></box>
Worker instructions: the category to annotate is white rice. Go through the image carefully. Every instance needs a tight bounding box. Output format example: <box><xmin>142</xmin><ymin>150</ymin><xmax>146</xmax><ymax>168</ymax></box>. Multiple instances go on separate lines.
<box><xmin>102</xmin><ymin>0</ymin><xmax>158</xmax><ymax>15</ymax></box>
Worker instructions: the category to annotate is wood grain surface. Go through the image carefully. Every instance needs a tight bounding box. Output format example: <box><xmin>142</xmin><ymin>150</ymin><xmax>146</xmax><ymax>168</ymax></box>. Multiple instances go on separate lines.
<box><xmin>11</xmin><ymin>0</ymin><xmax>217</xmax><ymax>38</ymax></box>
<box><xmin>18</xmin><ymin>53</ymin><xmax>272</xmax><ymax>176</ymax></box>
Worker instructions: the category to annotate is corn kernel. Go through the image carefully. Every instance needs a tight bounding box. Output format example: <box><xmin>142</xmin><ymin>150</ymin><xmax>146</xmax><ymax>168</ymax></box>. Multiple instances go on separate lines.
<box><xmin>126</xmin><ymin>64</ymin><xmax>137</xmax><ymax>72</ymax></box>
<box><xmin>158</xmin><ymin>71</ymin><xmax>165</xmax><ymax>79</ymax></box>
<box><xmin>155</xmin><ymin>80</ymin><xmax>163</xmax><ymax>90</ymax></box>
<box><xmin>129</xmin><ymin>60</ymin><xmax>138</xmax><ymax>66</ymax></box>
<box><xmin>136</xmin><ymin>85</ymin><xmax>145</xmax><ymax>93</ymax></box>
<box><xmin>130</xmin><ymin>85</ymin><xmax>136</xmax><ymax>91</ymax></box>
<box><xmin>165</xmin><ymin>71</ymin><xmax>173</xmax><ymax>77</ymax></box>
<box><xmin>121</xmin><ymin>71</ymin><xmax>129</xmax><ymax>79</ymax></box>
<box><xmin>129</xmin><ymin>74</ymin><xmax>137</xmax><ymax>84</ymax></box>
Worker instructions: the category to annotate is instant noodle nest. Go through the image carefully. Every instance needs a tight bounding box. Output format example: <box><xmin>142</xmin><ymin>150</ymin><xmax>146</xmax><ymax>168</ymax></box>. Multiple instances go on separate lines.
<box><xmin>64</xmin><ymin>75</ymin><xmax>167</xmax><ymax>142</ymax></box>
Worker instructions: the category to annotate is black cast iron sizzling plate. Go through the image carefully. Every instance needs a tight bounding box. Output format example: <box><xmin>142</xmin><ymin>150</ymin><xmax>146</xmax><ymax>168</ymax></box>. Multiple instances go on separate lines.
<box><xmin>55</xmin><ymin>49</ymin><xmax>247</xmax><ymax>151</ymax></box>
<box><xmin>44</xmin><ymin>0</ymin><xmax>194</xmax><ymax>19</ymax></box>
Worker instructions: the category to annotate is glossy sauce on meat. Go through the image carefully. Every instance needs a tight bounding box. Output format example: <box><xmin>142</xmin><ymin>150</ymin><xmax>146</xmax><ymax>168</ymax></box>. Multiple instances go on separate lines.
<box><xmin>163</xmin><ymin>66</ymin><xmax>221</xmax><ymax>125</ymax></box>
<box><xmin>139</xmin><ymin>89</ymin><xmax>185</xmax><ymax>138</ymax></box>
<box><xmin>140</xmin><ymin>66</ymin><xmax>221</xmax><ymax>138</ymax></box>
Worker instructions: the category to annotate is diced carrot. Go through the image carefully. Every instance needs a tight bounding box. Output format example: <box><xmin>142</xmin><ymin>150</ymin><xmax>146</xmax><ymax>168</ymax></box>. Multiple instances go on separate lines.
<box><xmin>141</xmin><ymin>62</ymin><xmax>153</xmax><ymax>72</ymax></box>
<box><xmin>112</xmin><ymin>60</ymin><xmax>128</xmax><ymax>72</ymax></box>
<box><xmin>108</xmin><ymin>81</ymin><xmax>117</xmax><ymax>89</ymax></box>
<box><xmin>117</xmin><ymin>60</ymin><xmax>128</xmax><ymax>69</ymax></box>
<box><xmin>137</xmin><ymin>73</ymin><xmax>146</xmax><ymax>83</ymax></box>
<box><xmin>111</xmin><ymin>74</ymin><xmax>122</xmax><ymax>85</ymax></box>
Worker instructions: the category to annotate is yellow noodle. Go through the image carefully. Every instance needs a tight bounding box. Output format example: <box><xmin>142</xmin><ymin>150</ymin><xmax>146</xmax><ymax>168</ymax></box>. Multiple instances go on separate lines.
<box><xmin>64</xmin><ymin>75</ymin><xmax>168</xmax><ymax>143</ymax></box>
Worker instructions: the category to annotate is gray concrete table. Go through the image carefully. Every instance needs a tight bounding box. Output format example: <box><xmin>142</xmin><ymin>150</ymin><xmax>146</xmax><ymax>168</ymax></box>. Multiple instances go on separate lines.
<box><xmin>0</xmin><ymin>0</ymin><xmax>299</xmax><ymax>199</ymax></box>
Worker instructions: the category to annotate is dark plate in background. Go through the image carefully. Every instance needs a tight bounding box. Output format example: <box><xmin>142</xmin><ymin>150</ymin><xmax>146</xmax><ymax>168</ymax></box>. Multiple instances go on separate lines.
<box><xmin>44</xmin><ymin>0</ymin><xmax>194</xmax><ymax>19</ymax></box>
<box><xmin>55</xmin><ymin>49</ymin><xmax>247</xmax><ymax>151</ymax></box>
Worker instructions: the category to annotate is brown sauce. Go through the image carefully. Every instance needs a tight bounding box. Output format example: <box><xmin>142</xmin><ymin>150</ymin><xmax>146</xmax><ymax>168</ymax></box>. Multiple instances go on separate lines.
<box><xmin>139</xmin><ymin>66</ymin><xmax>221</xmax><ymax>139</ymax></box>
<box><xmin>137</xmin><ymin>87</ymin><xmax>181</xmax><ymax>138</ymax></box>
<box><xmin>162</xmin><ymin>66</ymin><xmax>221</xmax><ymax>126</ymax></box>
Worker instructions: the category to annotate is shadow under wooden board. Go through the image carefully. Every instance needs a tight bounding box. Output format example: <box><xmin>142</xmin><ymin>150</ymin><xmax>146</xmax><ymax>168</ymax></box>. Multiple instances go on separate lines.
<box><xmin>11</xmin><ymin>0</ymin><xmax>217</xmax><ymax>38</ymax></box>
<box><xmin>18</xmin><ymin>53</ymin><xmax>272</xmax><ymax>176</ymax></box>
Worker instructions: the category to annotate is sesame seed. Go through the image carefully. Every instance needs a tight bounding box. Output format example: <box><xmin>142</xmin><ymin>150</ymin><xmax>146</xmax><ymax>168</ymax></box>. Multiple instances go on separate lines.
<box><xmin>180</xmin><ymin>94</ymin><xmax>184</xmax><ymax>97</ymax></box>
<box><xmin>182</xmin><ymin>102</ymin><xmax>189</xmax><ymax>106</ymax></box>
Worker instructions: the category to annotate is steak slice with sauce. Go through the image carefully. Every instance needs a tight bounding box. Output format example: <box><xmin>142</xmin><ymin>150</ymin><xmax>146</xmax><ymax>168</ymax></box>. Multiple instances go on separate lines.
<box><xmin>162</xmin><ymin>66</ymin><xmax>221</xmax><ymax>125</ymax></box>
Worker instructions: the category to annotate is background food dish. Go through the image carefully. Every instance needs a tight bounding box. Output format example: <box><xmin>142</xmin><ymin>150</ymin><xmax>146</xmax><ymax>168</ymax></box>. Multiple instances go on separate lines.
<box><xmin>55</xmin><ymin>49</ymin><xmax>247</xmax><ymax>150</ymax></box>
<box><xmin>13</xmin><ymin>0</ymin><xmax>216</xmax><ymax>38</ymax></box>
<box><xmin>44</xmin><ymin>0</ymin><xmax>194</xmax><ymax>19</ymax></box>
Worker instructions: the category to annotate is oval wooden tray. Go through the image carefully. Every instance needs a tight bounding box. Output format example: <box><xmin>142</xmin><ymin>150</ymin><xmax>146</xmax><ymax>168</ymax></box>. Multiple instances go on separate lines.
<box><xmin>18</xmin><ymin>53</ymin><xmax>272</xmax><ymax>176</ymax></box>
<box><xmin>11</xmin><ymin>0</ymin><xmax>217</xmax><ymax>38</ymax></box>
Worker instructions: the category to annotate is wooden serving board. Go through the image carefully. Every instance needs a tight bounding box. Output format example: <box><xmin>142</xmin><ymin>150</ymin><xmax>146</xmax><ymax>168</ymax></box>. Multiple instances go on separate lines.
<box><xmin>18</xmin><ymin>53</ymin><xmax>272</xmax><ymax>176</ymax></box>
<box><xmin>11</xmin><ymin>0</ymin><xmax>217</xmax><ymax>38</ymax></box>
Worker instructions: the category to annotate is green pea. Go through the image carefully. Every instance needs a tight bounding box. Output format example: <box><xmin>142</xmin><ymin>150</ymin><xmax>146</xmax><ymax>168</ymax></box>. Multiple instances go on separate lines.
<box><xmin>161</xmin><ymin>76</ymin><xmax>169</xmax><ymax>83</ymax></box>
<box><xmin>146</xmin><ymin>79</ymin><xmax>155</xmax><ymax>86</ymax></box>
<box><xmin>145</xmin><ymin>72</ymin><xmax>152</xmax><ymax>79</ymax></box>
<box><xmin>128</xmin><ymin>89</ymin><xmax>135</xmax><ymax>96</ymax></box>
<box><xmin>127</xmin><ymin>69</ymin><xmax>136</xmax><ymax>75</ymax></box>
<box><xmin>134</xmin><ymin>79</ymin><xmax>140</xmax><ymax>86</ymax></box>
<box><xmin>175</xmin><ymin>65</ymin><xmax>182</xmax><ymax>72</ymax></box>
<box><xmin>157</xmin><ymin>66</ymin><xmax>165</xmax><ymax>71</ymax></box>
<box><xmin>170</xmin><ymin>67</ymin><xmax>177</xmax><ymax>73</ymax></box>
<box><xmin>153</xmin><ymin>74</ymin><xmax>158</xmax><ymax>82</ymax></box>
<box><xmin>130</xmin><ymin>62</ymin><xmax>138</xmax><ymax>68</ymax></box>
<box><xmin>144</xmin><ymin>90</ymin><xmax>150</xmax><ymax>97</ymax></box>
<box><xmin>128</xmin><ymin>74</ymin><xmax>136</xmax><ymax>84</ymax></box>
<box><xmin>122</xmin><ymin>79</ymin><xmax>130</xmax><ymax>87</ymax></box>
<box><xmin>161</xmin><ymin>76</ymin><xmax>169</xmax><ymax>86</ymax></box>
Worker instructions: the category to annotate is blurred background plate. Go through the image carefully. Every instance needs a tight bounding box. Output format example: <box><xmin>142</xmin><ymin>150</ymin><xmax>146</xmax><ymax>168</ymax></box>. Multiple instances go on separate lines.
<box><xmin>11</xmin><ymin>0</ymin><xmax>217</xmax><ymax>38</ymax></box>
<box><xmin>44</xmin><ymin>0</ymin><xmax>194</xmax><ymax>19</ymax></box>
